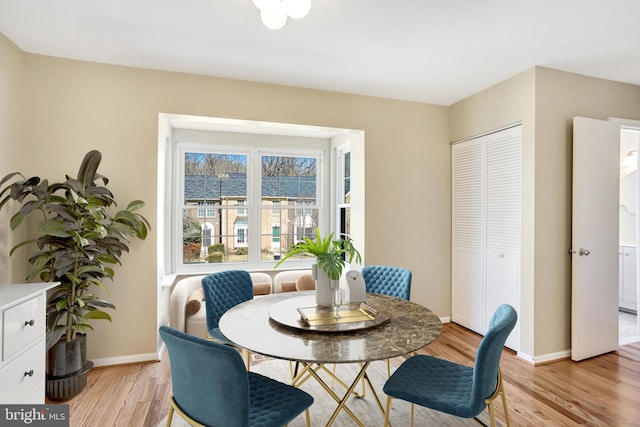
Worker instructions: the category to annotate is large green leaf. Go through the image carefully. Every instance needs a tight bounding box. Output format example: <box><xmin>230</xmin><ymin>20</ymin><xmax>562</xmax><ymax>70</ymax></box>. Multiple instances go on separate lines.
<box><xmin>0</xmin><ymin>150</ymin><xmax>149</xmax><ymax>344</ymax></box>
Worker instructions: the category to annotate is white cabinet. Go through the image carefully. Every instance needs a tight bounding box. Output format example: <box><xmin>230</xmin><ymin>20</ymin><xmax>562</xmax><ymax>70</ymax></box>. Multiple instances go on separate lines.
<box><xmin>0</xmin><ymin>282</ymin><xmax>58</xmax><ymax>404</ymax></box>
<box><xmin>452</xmin><ymin>125</ymin><xmax>521</xmax><ymax>351</ymax></box>
<box><xmin>619</xmin><ymin>245</ymin><xmax>637</xmax><ymax>313</ymax></box>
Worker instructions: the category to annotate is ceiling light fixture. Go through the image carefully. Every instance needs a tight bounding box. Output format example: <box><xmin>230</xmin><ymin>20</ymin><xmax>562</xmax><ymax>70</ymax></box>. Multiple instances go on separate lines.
<box><xmin>253</xmin><ymin>0</ymin><xmax>311</xmax><ymax>30</ymax></box>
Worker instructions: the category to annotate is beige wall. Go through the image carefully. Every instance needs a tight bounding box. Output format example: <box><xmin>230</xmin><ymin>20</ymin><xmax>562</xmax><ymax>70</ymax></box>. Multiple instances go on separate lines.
<box><xmin>0</xmin><ymin>33</ymin><xmax>28</xmax><ymax>284</ymax></box>
<box><xmin>533</xmin><ymin>67</ymin><xmax>640</xmax><ymax>357</ymax></box>
<box><xmin>451</xmin><ymin>66</ymin><xmax>640</xmax><ymax>360</ymax></box>
<box><xmin>1</xmin><ymin>40</ymin><xmax>450</xmax><ymax>361</ymax></box>
<box><xmin>4</xmin><ymin>31</ymin><xmax>640</xmax><ymax>363</ymax></box>
<box><xmin>450</xmin><ymin>69</ymin><xmax>536</xmax><ymax>356</ymax></box>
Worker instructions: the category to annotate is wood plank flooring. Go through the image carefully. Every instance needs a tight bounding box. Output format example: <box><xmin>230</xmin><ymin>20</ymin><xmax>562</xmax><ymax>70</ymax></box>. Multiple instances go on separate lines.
<box><xmin>57</xmin><ymin>323</ymin><xmax>640</xmax><ymax>427</ymax></box>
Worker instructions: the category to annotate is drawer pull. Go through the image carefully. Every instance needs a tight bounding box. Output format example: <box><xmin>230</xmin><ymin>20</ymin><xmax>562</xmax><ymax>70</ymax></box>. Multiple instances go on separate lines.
<box><xmin>24</xmin><ymin>319</ymin><xmax>35</xmax><ymax>326</ymax></box>
<box><xmin>24</xmin><ymin>370</ymin><xmax>34</xmax><ymax>377</ymax></box>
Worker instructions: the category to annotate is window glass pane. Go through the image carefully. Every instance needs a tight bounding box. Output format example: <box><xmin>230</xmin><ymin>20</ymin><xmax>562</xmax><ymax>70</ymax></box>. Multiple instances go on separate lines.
<box><xmin>261</xmin><ymin>155</ymin><xmax>317</xmax><ymax>262</ymax></box>
<box><xmin>183</xmin><ymin>152</ymin><xmax>248</xmax><ymax>265</ymax></box>
<box><xmin>268</xmin><ymin>207</ymin><xmax>318</xmax><ymax>261</ymax></box>
<box><xmin>344</xmin><ymin>151</ymin><xmax>351</xmax><ymax>204</ymax></box>
<box><xmin>262</xmin><ymin>155</ymin><xmax>317</xmax><ymax>203</ymax></box>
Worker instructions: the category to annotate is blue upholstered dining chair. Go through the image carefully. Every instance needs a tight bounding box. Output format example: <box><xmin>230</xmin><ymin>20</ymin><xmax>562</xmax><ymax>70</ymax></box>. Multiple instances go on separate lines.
<box><xmin>382</xmin><ymin>304</ymin><xmax>517</xmax><ymax>427</ymax></box>
<box><xmin>334</xmin><ymin>265</ymin><xmax>413</xmax><ymax>396</ymax></box>
<box><xmin>201</xmin><ymin>270</ymin><xmax>254</xmax><ymax>368</ymax></box>
<box><xmin>159</xmin><ymin>326</ymin><xmax>314</xmax><ymax>427</ymax></box>
<box><xmin>361</xmin><ymin>265</ymin><xmax>412</xmax><ymax>300</ymax></box>
<box><xmin>363</xmin><ymin>265</ymin><xmax>412</xmax><ymax>376</ymax></box>
<box><xmin>201</xmin><ymin>270</ymin><xmax>254</xmax><ymax>344</ymax></box>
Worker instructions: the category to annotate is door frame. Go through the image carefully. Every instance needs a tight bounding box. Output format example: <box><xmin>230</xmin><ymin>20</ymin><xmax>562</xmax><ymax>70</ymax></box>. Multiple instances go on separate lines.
<box><xmin>612</xmin><ymin>118</ymin><xmax>640</xmax><ymax>345</ymax></box>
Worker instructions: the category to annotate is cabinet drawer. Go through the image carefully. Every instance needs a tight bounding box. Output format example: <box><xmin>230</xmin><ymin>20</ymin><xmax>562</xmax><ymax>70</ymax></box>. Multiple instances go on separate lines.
<box><xmin>2</xmin><ymin>294</ymin><xmax>45</xmax><ymax>361</ymax></box>
<box><xmin>0</xmin><ymin>339</ymin><xmax>45</xmax><ymax>403</ymax></box>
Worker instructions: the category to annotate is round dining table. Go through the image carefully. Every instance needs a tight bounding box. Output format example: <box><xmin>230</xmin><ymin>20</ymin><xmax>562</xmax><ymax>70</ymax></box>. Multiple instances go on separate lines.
<box><xmin>219</xmin><ymin>290</ymin><xmax>442</xmax><ymax>426</ymax></box>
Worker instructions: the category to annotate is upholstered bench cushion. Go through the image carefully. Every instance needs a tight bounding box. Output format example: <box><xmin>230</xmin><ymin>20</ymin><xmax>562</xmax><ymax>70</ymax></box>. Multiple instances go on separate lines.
<box><xmin>170</xmin><ymin>270</ymin><xmax>310</xmax><ymax>338</ymax></box>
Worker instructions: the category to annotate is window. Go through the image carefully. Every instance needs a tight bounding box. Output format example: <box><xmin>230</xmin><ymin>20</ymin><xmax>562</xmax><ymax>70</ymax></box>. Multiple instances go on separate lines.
<box><xmin>176</xmin><ymin>138</ymin><xmax>323</xmax><ymax>270</ymax></box>
<box><xmin>160</xmin><ymin>113</ymin><xmax>364</xmax><ymax>276</ymax></box>
<box><xmin>260</xmin><ymin>154</ymin><xmax>319</xmax><ymax>261</ymax></box>
<box><xmin>337</xmin><ymin>145</ymin><xmax>352</xmax><ymax>241</ymax></box>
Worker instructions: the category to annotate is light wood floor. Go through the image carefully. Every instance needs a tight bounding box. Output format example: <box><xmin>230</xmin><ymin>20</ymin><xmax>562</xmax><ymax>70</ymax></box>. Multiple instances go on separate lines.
<box><xmin>58</xmin><ymin>323</ymin><xmax>640</xmax><ymax>427</ymax></box>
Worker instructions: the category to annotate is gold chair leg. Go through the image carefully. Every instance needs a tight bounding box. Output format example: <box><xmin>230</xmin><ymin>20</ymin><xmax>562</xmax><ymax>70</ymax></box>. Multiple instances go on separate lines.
<box><xmin>241</xmin><ymin>349</ymin><xmax>251</xmax><ymax>370</ymax></box>
<box><xmin>165</xmin><ymin>405</ymin><xmax>174</xmax><ymax>427</ymax></box>
<box><xmin>383</xmin><ymin>396</ymin><xmax>392</xmax><ymax>427</ymax></box>
<box><xmin>498</xmin><ymin>371</ymin><xmax>512</xmax><ymax>427</ymax></box>
<box><xmin>483</xmin><ymin>368</ymin><xmax>511</xmax><ymax>427</ymax></box>
<box><xmin>168</xmin><ymin>396</ymin><xmax>207</xmax><ymax>427</ymax></box>
<box><xmin>305</xmin><ymin>408</ymin><xmax>311</xmax><ymax>427</ymax></box>
<box><xmin>488</xmin><ymin>401</ymin><xmax>496</xmax><ymax>427</ymax></box>
<box><xmin>410</xmin><ymin>403</ymin><xmax>415</xmax><ymax>427</ymax></box>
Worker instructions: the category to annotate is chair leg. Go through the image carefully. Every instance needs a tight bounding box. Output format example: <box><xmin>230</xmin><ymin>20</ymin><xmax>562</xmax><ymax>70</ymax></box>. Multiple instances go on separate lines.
<box><xmin>499</xmin><ymin>372</ymin><xmax>512</xmax><ymax>427</ymax></box>
<box><xmin>168</xmin><ymin>396</ymin><xmax>207</xmax><ymax>427</ymax></box>
<box><xmin>305</xmin><ymin>408</ymin><xmax>311</xmax><ymax>427</ymax></box>
<box><xmin>242</xmin><ymin>349</ymin><xmax>251</xmax><ymax>370</ymax></box>
<box><xmin>483</xmin><ymin>368</ymin><xmax>511</xmax><ymax>427</ymax></box>
<box><xmin>165</xmin><ymin>405</ymin><xmax>174</xmax><ymax>427</ymax></box>
<box><xmin>487</xmin><ymin>401</ymin><xmax>497</xmax><ymax>427</ymax></box>
<box><xmin>411</xmin><ymin>403</ymin><xmax>415</xmax><ymax>427</ymax></box>
<box><xmin>383</xmin><ymin>396</ymin><xmax>392</xmax><ymax>427</ymax></box>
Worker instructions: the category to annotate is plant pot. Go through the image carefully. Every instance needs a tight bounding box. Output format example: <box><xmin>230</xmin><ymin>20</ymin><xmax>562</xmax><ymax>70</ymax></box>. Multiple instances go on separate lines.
<box><xmin>312</xmin><ymin>263</ymin><xmax>338</xmax><ymax>306</ymax></box>
<box><xmin>46</xmin><ymin>334</ymin><xmax>93</xmax><ymax>401</ymax></box>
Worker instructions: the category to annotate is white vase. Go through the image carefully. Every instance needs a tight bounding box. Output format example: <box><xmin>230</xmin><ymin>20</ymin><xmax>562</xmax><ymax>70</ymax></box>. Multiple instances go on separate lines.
<box><xmin>312</xmin><ymin>263</ymin><xmax>338</xmax><ymax>306</ymax></box>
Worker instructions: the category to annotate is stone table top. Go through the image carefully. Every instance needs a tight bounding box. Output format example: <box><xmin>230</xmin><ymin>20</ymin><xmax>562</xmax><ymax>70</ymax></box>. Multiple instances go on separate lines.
<box><xmin>219</xmin><ymin>291</ymin><xmax>442</xmax><ymax>364</ymax></box>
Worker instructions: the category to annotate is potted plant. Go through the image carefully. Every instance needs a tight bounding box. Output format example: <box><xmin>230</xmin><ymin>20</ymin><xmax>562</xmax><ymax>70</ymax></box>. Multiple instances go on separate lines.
<box><xmin>275</xmin><ymin>227</ymin><xmax>361</xmax><ymax>306</ymax></box>
<box><xmin>0</xmin><ymin>150</ymin><xmax>150</xmax><ymax>400</ymax></box>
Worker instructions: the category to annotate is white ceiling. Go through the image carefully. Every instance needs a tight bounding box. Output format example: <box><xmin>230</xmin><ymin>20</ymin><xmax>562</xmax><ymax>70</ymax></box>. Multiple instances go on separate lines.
<box><xmin>1</xmin><ymin>0</ymin><xmax>639</xmax><ymax>106</ymax></box>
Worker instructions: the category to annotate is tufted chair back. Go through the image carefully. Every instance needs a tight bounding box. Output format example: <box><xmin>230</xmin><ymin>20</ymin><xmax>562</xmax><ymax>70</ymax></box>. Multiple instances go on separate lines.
<box><xmin>159</xmin><ymin>325</ymin><xmax>314</xmax><ymax>427</ymax></box>
<box><xmin>361</xmin><ymin>265</ymin><xmax>412</xmax><ymax>300</ymax></box>
<box><xmin>201</xmin><ymin>270</ymin><xmax>254</xmax><ymax>339</ymax></box>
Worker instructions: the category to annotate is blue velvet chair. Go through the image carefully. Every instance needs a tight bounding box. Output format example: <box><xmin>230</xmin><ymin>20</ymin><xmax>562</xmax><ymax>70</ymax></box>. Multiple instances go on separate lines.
<box><xmin>361</xmin><ymin>265</ymin><xmax>412</xmax><ymax>300</ymax></box>
<box><xmin>159</xmin><ymin>326</ymin><xmax>313</xmax><ymax>427</ymax></box>
<box><xmin>201</xmin><ymin>270</ymin><xmax>255</xmax><ymax>368</ymax></box>
<box><xmin>201</xmin><ymin>270</ymin><xmax>254</xmax><ymax>344</ymax></box>
<box><xmin>335</xmin><ymin>265</ymin><xmax>412</xmax><ymax>396</ymax></box>
<box><xmin>363</xmin><ymin>265</ymin><xmax>412</xmax><ymax>377</ymax></box>
<box><xmin>382</xmin><ymin>304</ymin><xmax>517</xmax><ymax>427</ymax></box>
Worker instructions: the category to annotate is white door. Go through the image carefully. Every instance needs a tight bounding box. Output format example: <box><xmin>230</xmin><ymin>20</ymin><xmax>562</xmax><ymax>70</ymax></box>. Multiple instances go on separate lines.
<box><xmin>571</xmin><ymin>117</ymin><xmax>620</xmax><ymax>361</ymax></box>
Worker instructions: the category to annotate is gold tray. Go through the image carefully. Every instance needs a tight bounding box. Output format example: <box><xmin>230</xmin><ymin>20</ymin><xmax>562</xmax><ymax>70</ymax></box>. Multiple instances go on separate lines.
<box><xmin>268</xmin><ymin>295</ymin><xmax>391</xmax><ymax>332</ymax></box>
<box><xmin>297</xmin><ymin>303</ymin><xmax>377</xmax><ymax>326</ymax></box>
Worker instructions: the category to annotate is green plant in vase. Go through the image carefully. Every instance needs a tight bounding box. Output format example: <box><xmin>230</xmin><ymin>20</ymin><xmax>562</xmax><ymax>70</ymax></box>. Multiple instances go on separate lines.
<box><xmin>275</xmin><ymin>227</ymin><xmax>361</xmax><ymax>305</ymax></box>
<box><xmin>0</xmin><ymin>150</ymin><xmax>150</xmax><ymax>400</ymax></box>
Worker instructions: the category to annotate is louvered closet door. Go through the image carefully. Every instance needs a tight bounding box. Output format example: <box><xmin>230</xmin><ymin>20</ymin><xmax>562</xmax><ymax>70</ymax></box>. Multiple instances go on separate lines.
<box><xmin>451</xmin><ymin>138</ymin><xmax>485</xmax><ymax>334</ymax></box>
<box><xmin>485</xmin><ymin>126</ymin><xmax>521</xmax><ymax>351</ymax></box>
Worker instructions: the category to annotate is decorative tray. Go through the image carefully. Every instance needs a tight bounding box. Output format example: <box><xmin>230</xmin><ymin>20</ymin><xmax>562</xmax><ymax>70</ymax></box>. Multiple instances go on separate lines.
<box><xmin>297</xmin><ymin>303</ymin><xmax>378</xmax><ymax>326</ymax></box>
<box><xmin>268</xmin><ymin>295</ymin><xmax>391</xmax><ymax>332</ymax></box>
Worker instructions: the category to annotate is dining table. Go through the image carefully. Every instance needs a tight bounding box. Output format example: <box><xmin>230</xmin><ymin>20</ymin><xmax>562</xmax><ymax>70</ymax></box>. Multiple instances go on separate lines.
<box><xmin>218</xmin><ymin>290</ymin><xmax>442</xmax><ymax>427</ymax></box>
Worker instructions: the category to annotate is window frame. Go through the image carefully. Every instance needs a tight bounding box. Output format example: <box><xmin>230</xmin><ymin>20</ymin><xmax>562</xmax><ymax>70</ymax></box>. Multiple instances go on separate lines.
<box><xmin>173</xmin><ymin>136</ymin><xmax>327</xmax><ymax>274</ymax></box>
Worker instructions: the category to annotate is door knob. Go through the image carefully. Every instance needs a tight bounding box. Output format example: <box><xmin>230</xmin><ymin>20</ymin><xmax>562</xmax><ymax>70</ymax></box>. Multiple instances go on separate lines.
<box><xmin>578</xmin><ymin>248</ymin><xmax>590</xmax><ymax>256</ymax></box>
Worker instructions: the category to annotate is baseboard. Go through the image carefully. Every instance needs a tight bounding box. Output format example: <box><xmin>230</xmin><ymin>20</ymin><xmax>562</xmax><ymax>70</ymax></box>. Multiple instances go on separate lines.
<box><xmin>516</xmin><ymin>349</ymin><xmax>571</xmax><ymax>365</ymax></box>
<box><xmin>91</xmin><ymin>352</ymin><xmax>160</xmax><ymax>368</ymax></box>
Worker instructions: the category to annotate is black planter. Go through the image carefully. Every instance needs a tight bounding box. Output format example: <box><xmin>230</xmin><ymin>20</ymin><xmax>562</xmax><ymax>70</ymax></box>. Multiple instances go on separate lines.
<box><xmin>46</xmin><ymin>334</ymin><xmax>93</xmax><ymax>401</ymax></box>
